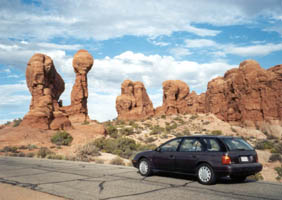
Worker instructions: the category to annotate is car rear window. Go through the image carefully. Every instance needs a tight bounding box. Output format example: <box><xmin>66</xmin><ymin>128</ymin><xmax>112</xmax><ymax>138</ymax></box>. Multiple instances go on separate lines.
<box><xmin>222</xmin><ymin>138</ymin><xmax>254</xmax><ymax>151</ymax></box>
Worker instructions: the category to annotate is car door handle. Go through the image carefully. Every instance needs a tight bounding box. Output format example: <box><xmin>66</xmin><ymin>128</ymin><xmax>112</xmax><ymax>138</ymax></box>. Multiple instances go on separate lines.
<box><xmin>192</xmin><ymin>155</ymin><xmax>197</xmax><ymax>158</ymax></box>
<box><xmin>169</xmin><ymin>155</ymin><xmax>175</xmax><ymax>159</ymax></box>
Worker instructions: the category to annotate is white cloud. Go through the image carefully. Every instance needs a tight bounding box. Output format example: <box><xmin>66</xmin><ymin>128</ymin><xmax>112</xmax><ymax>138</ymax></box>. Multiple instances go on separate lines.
<box><xmin>185</xmin><ymin>39</ymin><xmax>217</xmax><ymax>48</ymax></box>
<box><xmin>169</xmin><ymin>47</ymin><xmax>192</xmax><ymax>58</ymax></box>
<box><xmin>3</xmin><ymin>0</ymin><xmax>282</xmax><ymax>41</ymax></box>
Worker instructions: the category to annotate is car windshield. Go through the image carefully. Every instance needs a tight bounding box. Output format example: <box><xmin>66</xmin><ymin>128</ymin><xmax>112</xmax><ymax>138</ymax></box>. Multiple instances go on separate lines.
<box><xmin>222</xmin><ymin>138</ymin><xmax>254</xmax><ymax>151</ymax></box>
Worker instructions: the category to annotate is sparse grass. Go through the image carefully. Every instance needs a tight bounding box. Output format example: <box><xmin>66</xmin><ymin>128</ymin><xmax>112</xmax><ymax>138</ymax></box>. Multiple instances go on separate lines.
<box><xmin>161</xmin><ymin>115</ymin><xmax>166</xmax><ymax>119</ymax></box>
<box><xmin>95</xmin><ymin>158</ymin><xmax>104</xmax><ymax>164</ymax></box>
<box><xmin>26</xmin><ymin>152</ymin><xmax>35</xmax><ymax>157</ymax></box>
<box><xmin>110</xmin><ymin>157</ymin><xmax>125</xmax><ymax>165</ymax></box>
<box><xmin>182</xmin><ymin>128</ymin><xmax>191</xmax><ymax>136</ymax></box>
<box><xmin>211</xmin><ymin>130</ymin><xmax>222</xmax><ymax>135</ymax></box>
<box><xmin>47</xmin><ymin>154</ymin><xmax>64</xmax><ymax>160</ymax></box>
<box><xmin>165</xmin><ymin>122</ymin><xmax>177</xmax><ymax>132</ymax></box>
<box><xmin>51</xmin><ymin>131</ymin><xmax>73</xmax><ymax>146</ymax></box>
<box><xmin>150</xmin><ymin>125</ymin><xmax>164</xmax><ymax>135</ymax></box>
<box><xmin>37</xmin><ymin>147</ymin><xmax>53</xmax><ymax>158</ymax></box>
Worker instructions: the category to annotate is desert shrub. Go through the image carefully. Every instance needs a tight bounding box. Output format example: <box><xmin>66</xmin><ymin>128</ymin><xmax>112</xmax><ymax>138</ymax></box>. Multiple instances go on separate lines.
<box><xmin>116</xmin><ymin>120</ymin><xmax>125</xmax><ymax>125</ymax></box>
<box><xmin>182</xmin><ymin>128</ymin><xmax>191</xmax><ymax>136</ymax></box>
<box><xmin>93</xmin><ymin>137</ymin><xmax>156</xmax><ymax>159</ymax></box>
<box><xmin>174</xmin><ymin>116</ymin><xmax>185</xmax><ymax>124</ymax></box>
<box><xmin>161</xmin><ymin>115</ymin><xmax>166</xmax><ymax>119</ymax></box>
<box><xmin>165</xmin><ymin>123</ymin><xmax>177</xmax><ymax>132</ymax></box>
<box><xmin>1</xmin><ymin>146</ymin><xmax>18</xmax><ymax>153</ymax></box>
<box><xmin>13</xmin><ymin>118</ymin><xmax>22</xmax><ymax>127</ymax></box>
<box><xmin>160</xmin><ymin>134</ymin><xmax>168</xmax><ymax>139</ymax></box>
<box><xmin>129</xmin><ymin>121</ymin><xmax>139</xmax><ymax>129</ymax></box>
<box><xmin>255</xmin><ymin>140</ymin><xmax>274</xmax><ymax>150</ymax></box>
<box><xmin>145</xmin><ymin>137</ymin><xmax>157</xmax><ymax>143</ymax></box>
<box><xmin>106</xmin><ymin>124</ymin><xmax>118</xmax><ymax>138</ymax></box>
<box><xmin>110</xmin><ymin>157</ymin><xmax>125</xmax><ymax>165</ymax></box>
<box><xmin>18</xmin><ymin>152</ymin><xmax>25</xmax><ymax>157</ymax></box>
<box><xmin>211</xmin><ymin>130</ymin><xmax>222</xmax><ymax>135</ymax></box>
<box><xmin>119</xmin><ymin>127</ymin><xmax>134</xmax><ymax>136</ymax></box>
<box><xmin>275</xmin><ymin>166</ymin><xmax>282</xmax><ymax>180</ymax></box>
<box><xmin>150</xmin><ymin>125</ymin><xmax>164</xmax><ymax>135</ymax></box>
<box><xmin>19</xmin><ymin>145</ymin><xmax>28</xmax><ymax>150</ymax></box>
<box><xmin>203</xmin><ymin>121</ymin><xmax>210</xmax><ymax>125</ymax></box>
<box><xmin>27</xmin><ymin>144</ymin><xmax>38</xmax><ymax>150</ymax></box>
<box><xmin>271</xmin><ymin>143</ymin><xmax>282</xmax><ymax>154</ymax></box>
<box><xmin>269</xmin><ymin>153</ymin><xmax>282</xmax><ymax>162</ymax></box>
<box><xmin>47</xmin><ymin>154</ymin><xmax>64</xmax><ymax>160</ymax></box>
<box><xmin>76</xmin><ymin>142</ymin><xmax>101</xmax><ymax>161</ymax></box>
<box><xmin>51</xmin><ymin>131</ymin><xmax>73</xmax><ymax>146</ymax></box>
<box><xmin>190</xmin><ymin>115</ymin><xmax>198</xmax><ymax>120</ymax></box>
<box><xmin>95</xmin><ymin>158</ymin><xmax>104</xmax><ymax>164</ymax></box>
<box><xmin>37</xmin><ymin>147</ymin><xmax>53</xmax><ymax>158</ymax></box>
<box><xmin>231</xmin><ymin>127</ymin><xmax>237</xmax><ymax>133</ymax></box>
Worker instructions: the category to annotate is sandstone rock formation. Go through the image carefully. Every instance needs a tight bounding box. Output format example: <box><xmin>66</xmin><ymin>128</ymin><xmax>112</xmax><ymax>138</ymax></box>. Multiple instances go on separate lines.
<box><xmin>155</xmin><ymin>80</ymin><xmax>205</xmax><ymax>115</ymax></box>
<box><xmin>62</xmin><ymin>50</ymin><xmax>94</xmax><ymax>123</ymax></box>
<box><xmin>205</xmin><ymin>60</ymin><xmax>282</xmax><ymax>127</ymax></box>
<box><xmin>116</xmin><ymin>80</ymin><xmax>154</xmax><ymax>120</ymax></box>
<box><xmin>21</xmin><ymin>53</ymin><xmax>71</xmax><ymax>130</ymax></box>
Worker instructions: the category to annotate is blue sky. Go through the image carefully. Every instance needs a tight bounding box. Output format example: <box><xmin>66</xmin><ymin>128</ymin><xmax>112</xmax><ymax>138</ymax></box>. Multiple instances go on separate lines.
<box><xmin>0</xmin><ymin>0</ymin><xmax>282</xmax><ymax>123</ymax></box>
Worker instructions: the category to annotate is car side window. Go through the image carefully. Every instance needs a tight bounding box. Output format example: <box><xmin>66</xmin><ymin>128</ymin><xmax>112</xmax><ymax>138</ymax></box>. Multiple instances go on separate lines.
<box><xmin>203</xmin><ymin>138</ymin><xmax>221</xmax><ymax>152</ymax></box>
<box><xmin>160</xmin><ymin>138</ymin><xmax>182</xmax><ymax>152</ymax></box>
<box><xmin>179</xmin><ymin>139</ymin><xmax>203</xmax><ymax>152</ymax></box>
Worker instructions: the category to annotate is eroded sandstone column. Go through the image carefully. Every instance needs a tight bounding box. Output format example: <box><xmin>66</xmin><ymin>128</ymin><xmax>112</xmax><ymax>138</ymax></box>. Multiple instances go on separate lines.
<box><xmin>63</xmin><ymin>50</ymin><xmax>93</xmax><ymax>123</ymax></box>
<box><xmin>21</xmin><ymin>53</ymin><xmax>71</xmax><ymax>130</ymax></box>
<box><xmin>116</xmin><ymin>80</ymin><xmax>154</xmax><ymax>120</ymax></box>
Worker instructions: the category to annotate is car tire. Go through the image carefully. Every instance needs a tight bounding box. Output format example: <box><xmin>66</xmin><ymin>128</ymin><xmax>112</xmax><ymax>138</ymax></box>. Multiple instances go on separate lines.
<box><xmin>197</xmin><ymin>163</ymin><xmax>216</xmax><ymax>185</ymax></box>
<box><xmin>230</xmin><ymin>175</ymin><xmax>247</xmax><ymax>182</ymax></box>
<box><xmin>138</xmin><ymin>158</ymin><xmax>152</xmax><ymax>176</ymax></box>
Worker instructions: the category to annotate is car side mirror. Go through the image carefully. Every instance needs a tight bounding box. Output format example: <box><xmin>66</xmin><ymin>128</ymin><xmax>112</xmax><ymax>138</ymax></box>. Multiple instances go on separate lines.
<box><xmin>155</xmin><ymin>147</ymin><xmax>161</xmax><ymax>152</ymax></box>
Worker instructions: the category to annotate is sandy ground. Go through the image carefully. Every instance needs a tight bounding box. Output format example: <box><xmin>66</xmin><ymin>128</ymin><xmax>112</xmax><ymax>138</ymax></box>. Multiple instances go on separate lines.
<box><xmin>0</xmin><ymin>183</ymin><xmax>67</xmax><ymax>200</ymax></box>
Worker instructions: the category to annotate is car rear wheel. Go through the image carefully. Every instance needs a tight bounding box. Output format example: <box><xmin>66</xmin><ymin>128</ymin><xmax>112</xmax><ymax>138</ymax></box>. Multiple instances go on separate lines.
<box><xmin>197</xmin><ymin>163</ymin><xmax>216</xmax><ymax>185</ymax></box>
<box><xmin>138</xmin><ymin>158</ymin><xmax>152</xmax><ymax>176</ymax></box>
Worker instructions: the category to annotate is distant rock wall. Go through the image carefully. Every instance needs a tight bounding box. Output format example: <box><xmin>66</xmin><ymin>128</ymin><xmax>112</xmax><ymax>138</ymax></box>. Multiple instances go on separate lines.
<box><xmin>116</xmin><ymin>60</ymin><xmax>282</xmax><ymax>129</ymax></box>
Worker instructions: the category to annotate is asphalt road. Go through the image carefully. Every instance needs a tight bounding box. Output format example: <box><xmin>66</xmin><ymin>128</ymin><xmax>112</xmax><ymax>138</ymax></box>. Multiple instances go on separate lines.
<box><xmin>0</xmin><ymin>157</ymin><xmax>281</xmax><ymax>200</ymax></box>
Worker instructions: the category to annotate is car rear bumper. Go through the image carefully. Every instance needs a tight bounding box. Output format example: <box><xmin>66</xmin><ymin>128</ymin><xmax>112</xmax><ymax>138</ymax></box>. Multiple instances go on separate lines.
<box><xmin>132</xmin><ymin>159</ymin><xmax>138</xmax><ymax>168</ymax></box>
<box><xmin>215</xmin><ymin>163</ymin><xmax>263</xmax><ymax>177</ymax></box>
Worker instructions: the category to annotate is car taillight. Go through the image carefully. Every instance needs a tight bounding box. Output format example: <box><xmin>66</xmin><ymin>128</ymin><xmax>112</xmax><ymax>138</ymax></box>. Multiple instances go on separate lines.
<box><xmin>256</xmin><ymin>155</ymin><xmax>258</xmax><ymax>163</ymax></box>
<box><xmin>222</xmin><ymin>155</ymin><xmax>231</xmax><ymax>165</ymax></box>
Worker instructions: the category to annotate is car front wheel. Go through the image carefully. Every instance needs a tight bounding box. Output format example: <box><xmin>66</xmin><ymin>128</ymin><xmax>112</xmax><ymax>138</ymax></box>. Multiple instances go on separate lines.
<box><xmin>197</xmin><ymin>163</ymin><xmax>216</xmax><ymax>185</ymax></box>
<box><xmin>138</xmin><ymin>158</ymin><xmax>152</xmax><ymax>176</ymax></box>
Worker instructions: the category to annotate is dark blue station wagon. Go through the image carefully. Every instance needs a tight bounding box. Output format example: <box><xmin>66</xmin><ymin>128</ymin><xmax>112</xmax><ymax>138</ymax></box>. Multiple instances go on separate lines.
<box><xmin>132</xmin><ymin>135</ymin><xmax>263</xmax><ymax>185</ymax></box>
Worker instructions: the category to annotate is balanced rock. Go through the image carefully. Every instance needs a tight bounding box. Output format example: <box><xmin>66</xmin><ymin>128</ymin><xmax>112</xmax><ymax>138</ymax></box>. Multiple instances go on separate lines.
<box><xmin>21</xmin><ymin>53</ymin><xmax>71</xmax><ymax>130</ymax></box>
<box><xmin>116</xmin><ymin>80</ymin><xmax>154</xmax><ymax>120</ymax></box>
<box><xmin>62</xmin><ymin>50</ymin><xmax>93</xmax><ymax>123</ymax></box>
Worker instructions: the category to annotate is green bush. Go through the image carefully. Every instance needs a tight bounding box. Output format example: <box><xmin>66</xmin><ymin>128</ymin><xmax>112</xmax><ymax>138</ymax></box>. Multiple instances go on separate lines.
<box><xmin>51</xmin><ymin>131</ymin><xmax>73</xmax><ymax>146</ymax></box>
<box><xmin>82</xmin><ymin>121</ymin><xmax>90</xmax><ymax>125</ymax></box>
<box><xmin>106</xmin><ymin>124</ymin><xmax>118</xmax><ymax>138</ymax></box>
<box><xmin>26</xmin><ymin>152</ymin><xmax>35</xmax><ymax>157</ymax></box>
<box><xmin>211</xmin><ymin>130</ymin><xmax>222</xmax><ymax>135</ymax></box>
<box><xmin>190</xmin><ymin>115</ymin><xmax>198</xmax><ymax>120</ymax></box>
<box><xmin>271</xmin><ymin>143</ymin><xmax>282</xmax><ymax>154</ymax></box>
<box><xmin>165</xmin><ymin>123</ymin><xmax>177</xmax><ymax>132</ymax></box>
<box><xmin>269</xmin><ymin>153</ymin><xmax>282</xmax><ymax>163</ymax></box>
<box><xmin>1</xmin><ymin>146</ymin><xmax>18</xmax><ymax>153</ymax></box>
